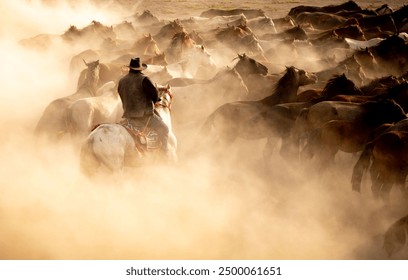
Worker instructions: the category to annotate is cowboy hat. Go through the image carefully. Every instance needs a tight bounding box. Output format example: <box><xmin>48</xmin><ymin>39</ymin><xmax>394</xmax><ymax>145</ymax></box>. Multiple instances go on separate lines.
<box><xmin>127</xmin><ymin>57</ymin><xmax>147</xmax><ymax>71</ymax></box>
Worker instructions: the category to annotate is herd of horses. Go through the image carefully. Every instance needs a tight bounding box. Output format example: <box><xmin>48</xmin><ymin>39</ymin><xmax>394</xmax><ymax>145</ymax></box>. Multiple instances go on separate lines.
<box><xmin>29</xmin><ymin>1</ymin><xmax>408</xmax><ymax>256</ymax></box>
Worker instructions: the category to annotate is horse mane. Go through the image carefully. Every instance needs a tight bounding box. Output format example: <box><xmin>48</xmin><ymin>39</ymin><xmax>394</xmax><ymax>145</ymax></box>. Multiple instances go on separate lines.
<box><xmin>321</xmin><ymin>74</ymin><xmax>350</xmax><ymax>95</ymax></box>
<box><xmin>260</xmin><ymin>66</ymin><xmax>298</xmax><ymax>104</ymax></box>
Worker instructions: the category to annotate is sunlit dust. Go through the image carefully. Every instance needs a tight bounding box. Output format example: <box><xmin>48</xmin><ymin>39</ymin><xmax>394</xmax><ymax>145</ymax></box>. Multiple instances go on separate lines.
<box><xmin>1</xmin><ymin>0</ymin><xmax>407</xmax><ymax>260</ymax></box>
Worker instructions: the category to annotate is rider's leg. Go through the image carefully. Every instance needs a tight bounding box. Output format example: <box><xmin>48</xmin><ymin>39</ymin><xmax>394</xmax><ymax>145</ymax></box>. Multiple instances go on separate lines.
<box><xmin>149</xmin><ymin>115</ymin><xmax>169</xmax><ymax>153</ymax></box>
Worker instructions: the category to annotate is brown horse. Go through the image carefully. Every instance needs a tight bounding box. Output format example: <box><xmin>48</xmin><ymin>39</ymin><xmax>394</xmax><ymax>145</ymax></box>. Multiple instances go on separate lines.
<box><xmin>299</xmin><ymin>99</ymin><xmax>407</xmax><ymax>167</ymax></box>
<box><xmin>62</xmin><ymin>20</ymin><xmax>117</xmax><ymax>48</ymax></box>
<box><xmin>164</xmin><ymin>31</ymin><xmax>198</xmax><ymax>63</ymax></box>
<box><xmin>296</xmin><ymin>73</ymin><xmax>362</xmax><ymax>102</ymax></box>
<box><xmin>352</xmin><ymin>119</ymin><xmax>408</xmax><ymax>200</ymax></box>
<box><xmin>368</xmin><ymin>35</ymin><xmax>408</xmax><ymax>77</ymax></box>
<box><xmin>198</xmin><ymin>66</ymin><xmax>317</xmax><ymax>152</ymax></box>
<box><xmin>230</xmin><ymin>53</ymin><xmax>269</xmax><ymax>96</ymax></box>
<box><xmin>153</xmin><ymin>20</ymin><xmax>186</xmax><ymax>49</ymax></box>
<box><xmin>288</xmin><ymin>1</ymin><xmax>361</xmax><ymax>19</ymax></box>
<box><xmin>200</xmin><ymin>8</ymin><xmax>265</xmax><ymax>19</ymax></box>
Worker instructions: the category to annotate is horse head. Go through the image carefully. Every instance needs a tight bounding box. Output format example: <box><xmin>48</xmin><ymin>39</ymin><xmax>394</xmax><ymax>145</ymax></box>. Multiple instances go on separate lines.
<box><xmin>296</xmin><ymin>67</ymin><xmax>318</xmax><ymax>86</ymax></box>
<box><xmin>233</xmin><ymin>53</ymin><xmax>268</xmax><ymax>77</ymax></box>
<box><xmin>156</xmin><ymin>84</ymin><xmax>173</xmax><ymax>110</ymax></box>
<box><xmin>322</xmin><ymin>73</ymin><xmax>362</xmax><ymax>98</ymax></box>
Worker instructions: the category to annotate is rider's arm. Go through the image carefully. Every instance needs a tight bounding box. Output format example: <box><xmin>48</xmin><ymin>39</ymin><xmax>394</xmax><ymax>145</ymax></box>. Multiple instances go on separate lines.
<box><xmin>143</xmin><ymin>77</ymin><xmax>159</xmax><ymax>103</ymax></box>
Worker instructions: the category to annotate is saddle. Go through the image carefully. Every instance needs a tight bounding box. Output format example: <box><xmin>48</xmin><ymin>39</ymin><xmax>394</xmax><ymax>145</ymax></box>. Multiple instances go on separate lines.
<box><xmin>118</xmin><ymin>118</ymin><xmax>161</xmax><ymax>155</ymax></box>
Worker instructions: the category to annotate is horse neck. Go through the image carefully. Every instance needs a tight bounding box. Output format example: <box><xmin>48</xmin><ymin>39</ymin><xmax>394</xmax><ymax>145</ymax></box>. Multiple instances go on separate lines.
<box><xmin>77</xmin><ymin>68</ymin><xmax>99</xmax><ymax>96</ymax></box>
<box><xmin>260</xmin><ymin>71</ymin><xmax>299</xmax><ymax>105</ymax></box>
<box><xmin>155</xmin><ymin>105</ymin><xmax>172</xmax><ymax>130</ymax></box>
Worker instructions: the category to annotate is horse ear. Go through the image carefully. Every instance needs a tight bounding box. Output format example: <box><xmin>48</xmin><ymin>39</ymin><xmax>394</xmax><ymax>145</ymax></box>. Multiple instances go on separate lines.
<box><xmin>166</xmin><ymin>84</ymin><xmax>171</xmax><ymax>90</ymax></box>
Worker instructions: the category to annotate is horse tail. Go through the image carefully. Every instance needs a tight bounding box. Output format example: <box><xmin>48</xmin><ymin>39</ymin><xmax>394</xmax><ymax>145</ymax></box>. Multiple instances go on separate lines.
<box><xmin>351</xmin><ymin>141</ymin><xmax>374</xmax><ymax>192</ymax></box>
<box><xmin>79</xmin><ymin>136</ymin><xmax>100</xmax><ymax>177</ymax></box>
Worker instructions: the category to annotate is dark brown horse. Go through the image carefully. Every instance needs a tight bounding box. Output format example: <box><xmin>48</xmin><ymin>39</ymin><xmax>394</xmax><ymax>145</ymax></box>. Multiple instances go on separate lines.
<box><xmin>352</xmin><ymin>119</ymin><xmax>408</xmax><ymax>200</ymax></box>
<box><xmin>296</xmin><ymin>73</ymin><xmax>362</xmax><ymax>102</ymax></box>
<box><xmin>300</xmin><ymin>99</ymin><xmax>407</xmax><ymax>167</ymax></box>
<box><xmin>288</xmin><ymin>1</ymin><xmax>361</xmax><ymax>19</ymax></box>
<box><xmin>198</xmin><ymin>66</ymin><xmax>317</xmax><ymax>152</ymax></box>
<box><xmin>369</xmin><ymin>35</ymin><xmax>408</xmax><ymax>76</ymax></box>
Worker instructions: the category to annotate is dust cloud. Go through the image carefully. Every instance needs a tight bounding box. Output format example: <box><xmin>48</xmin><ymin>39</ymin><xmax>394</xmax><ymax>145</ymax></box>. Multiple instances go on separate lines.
<box><xmin>0</xmin><ymin>0</ymin><xmax>407</xmax><ymax>260</ymax></box>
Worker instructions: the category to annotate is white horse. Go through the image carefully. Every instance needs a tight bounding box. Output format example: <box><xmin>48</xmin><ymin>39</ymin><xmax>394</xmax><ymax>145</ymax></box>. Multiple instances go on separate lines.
<box><xmin>161</xmin><ymin>45</ymin><xmax>217</xmax><ymax>79</ymax></box>
<box><xmin>67</xmin><ymin>81</ymin><xmax>122</xmax><ymax>141</ymax></box>
<box><xmin>79</xmin><ymin>84</ymin><xmax>176</xmax><ymax>176</ymax></box>
<box><xmin>35</xmin><ymin>59</ymin><xmax>100</xmax><ymax>141</ymax></box>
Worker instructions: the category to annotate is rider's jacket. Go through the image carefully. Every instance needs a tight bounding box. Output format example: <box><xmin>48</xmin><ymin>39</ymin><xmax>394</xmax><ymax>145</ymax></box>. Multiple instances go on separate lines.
<box><xmin>118</xmin><ymin>71</ymin><xmax>159</xmax><ymax>118</ymax></box>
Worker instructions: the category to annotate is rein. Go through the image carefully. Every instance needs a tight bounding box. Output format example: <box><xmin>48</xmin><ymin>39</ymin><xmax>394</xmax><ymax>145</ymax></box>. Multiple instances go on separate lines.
<box><xmin>155</xmin><ymin>88</ymin><xmax>174</xmax><ymax>111</ymax></box>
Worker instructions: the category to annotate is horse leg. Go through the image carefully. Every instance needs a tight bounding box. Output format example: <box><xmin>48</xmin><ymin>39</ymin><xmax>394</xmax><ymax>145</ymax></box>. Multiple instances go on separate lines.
<box><xmin>395</xmin><ymin>167</ymin><xmax>408</xmax><ymax>199</ymax></box>
<box><xmin>263</xmin><ymin>137</ymin><xmax>279</xmax><ymax>163</ymax></box>
<box><xmin>370</xmin><ymin>160</ymin><xmax>384</xmax><ymax>200</ymax></box>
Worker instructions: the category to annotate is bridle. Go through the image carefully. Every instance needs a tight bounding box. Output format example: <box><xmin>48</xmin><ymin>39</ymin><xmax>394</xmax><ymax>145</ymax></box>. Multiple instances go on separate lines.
<box><xmin>155</xmin><ymin>86</ymin><xmax>174</xmax><ymax>111</ymax></box>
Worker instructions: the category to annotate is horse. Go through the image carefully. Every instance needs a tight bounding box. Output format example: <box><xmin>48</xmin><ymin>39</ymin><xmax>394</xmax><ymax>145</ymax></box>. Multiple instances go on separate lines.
<box><xmin>163</xmin><ymin>31</ymin><xmax>197</xmax><ymax>64</ymax></box>
<box><xmin>288</xmin><ymin>1</ymin><xmax>361</xmax><ymax>19</ymax></box>
<box><xmin>198</xmin><ymin>66</ymin><xmax>317</xmax><ymax>154</ymax></box>
<box><xmin>300</xmin><ymin>99</ymin><xmax>407</xmax><ymax>168</ymax></box>
<box><xmin>200</xmin><ymin>8</ymin><xmax>265</xmax><ymax>19</ymax></box>
<box><xmin>153</xmin><ymin>20</ymin><xmax>186</xmax><ymax>50</ymax></box>
<box><xmin>368</xmin><ymin>35</ymin><xmax>408</xmax><ymax>76</ymax></box>
<box><xmin>61</xmin><ymin>20</ymin><xmax>117</xmax><ymax>49</ymax></box>
<box><xmin>260</xmin><ymin>25</ymin><xmax>308</xmax><ymax>41</ymax></box>
<box><xmin>170</xmin><ymin>67</ymin><xmax>249</xmax><ymax>125</ymax></box>
<box><xmin>132</xmin><ymin>10</ymin><xmax>161</xmax><ymax>26</ymax></box>
<box><xmin>109</xmin><ymin>34</ymin><xmax>162</xmax><ymax>65</ymax></box>
<box><xmin>352</xmin><ymin>119</ymin><xmax>408</xmax><ymax>200</ymax></box>
<box><xmin>247</xmin><ymin>15</ymin><xmax>277</xmax><ymax>35</ymax></box>
<box><xmin>214</xmin><ymin>24</ymin><xmax>260</xmax><ymax>56</ymax></box>
<box><xmin>35</xmin><ymin>60</ymin><xmax>100</xmax><ymax>141</ymax></box>
<box><xmin>66</xmin><ymin>81</ymin><xmax>122</xmax><ymax>141</ymax></box>
<box><xmin>231</xmin><ymin>53</ymin><xmax>269</xmax><ymax>97</ymax></box>
<box><xmin>296</xmin><ymin>73</ymin><xmax>362</xmax><ymax>102</ymax></box>
<box><xmin>383</xmin><ymin>213</ymin><xmax>408</xmax><ymax>258</ymax></box>
<box><xmin>295</xmin><ymin>12</ymin><xmax>349</xmax><ymax>30</ymax></box>
<box><xmin>79</xmin><ymin>84</ymin><xmax>176</xmax><ymax>176</ymax></box>
<box><xmin>163</xmin><ymin>44</ymin><xmax>217</xmax><ymax>79</ymax></box>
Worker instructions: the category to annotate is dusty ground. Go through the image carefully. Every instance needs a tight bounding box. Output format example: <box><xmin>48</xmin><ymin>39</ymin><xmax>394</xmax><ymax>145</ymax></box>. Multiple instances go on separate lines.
<box><xmin>0</xmin><ymin>0</ymin><xmax>407</xmax><ymax>260</ymax></box>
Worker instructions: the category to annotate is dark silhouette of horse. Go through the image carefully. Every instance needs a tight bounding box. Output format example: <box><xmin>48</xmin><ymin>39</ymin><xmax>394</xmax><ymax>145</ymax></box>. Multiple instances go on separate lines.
<box><xmin>383</xmin><ymin>214</ymin><xmax>408</xmax><ymax>257</ymax></box>
<box><xmin>369</xmin><ymin>35</ymin><xmax>408</xmax><ymax>76</ymax></box>
<box><xmin>288</xmin><ymin>1</ymin><xmax>361</xmax><ymax>19</ymax></box>
<box><xmin>198</xmin><ymin>66</ymin><xmax>317</xmax><ymax>154</ymax></box>
<box><xmin>297</xmin><ymin>73</ymin><xmax>362</xmax><ymax>102</ymax></box>
<box><xmin>352</xmin><ymin>119</ymin><xmax>408</xmax><ymax>200</ymax></box>
<box><xmin>299</xmin><ymin>99</ymin><xmax>407</xmax><ymax>167</ymax></box>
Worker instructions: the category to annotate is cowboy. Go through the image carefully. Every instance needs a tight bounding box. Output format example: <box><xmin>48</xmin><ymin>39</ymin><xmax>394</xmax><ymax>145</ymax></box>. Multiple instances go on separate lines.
<box><xmin>118</xmin><ymin>57</ymin><xmax>169</xmax><ymax>158</ymax></box>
